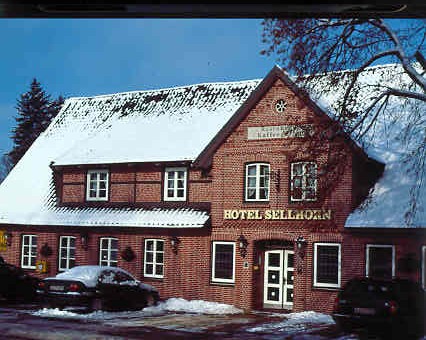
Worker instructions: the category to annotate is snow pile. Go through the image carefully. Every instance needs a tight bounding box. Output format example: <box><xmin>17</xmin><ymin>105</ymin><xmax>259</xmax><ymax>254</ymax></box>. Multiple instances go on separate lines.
<box><xmin>247</xmin><ymin>311</ymin><xmax>334</xmax><ymax>334</ymax></box>
<box><xmin>144</xmin><ymin>297</ymin><xmax>243</xmax><ymax>315</ymax></box>
<box><xmin>32</xmin><ymin>298</ymin><xmax>243</xmax><ymax>320</ymax></box>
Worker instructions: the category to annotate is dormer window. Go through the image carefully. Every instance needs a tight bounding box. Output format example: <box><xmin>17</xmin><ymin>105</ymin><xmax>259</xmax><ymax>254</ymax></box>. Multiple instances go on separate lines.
<box><xmin>164</xmin><ymin>167</ymin><xmax>187</xmax><ymax>201</ymax></box>
<box><xmin>86</xmin><ymin>170</ymin><xmax>109</xmax><ymax>201</ymax></box>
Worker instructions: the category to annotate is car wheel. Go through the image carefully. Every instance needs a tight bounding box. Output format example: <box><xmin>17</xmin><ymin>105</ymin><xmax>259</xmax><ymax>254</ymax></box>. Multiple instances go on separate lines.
<box><xmin>90</xmin><ymin>298</ymin><xmax>104</xmax><ymax>311</ymax></box>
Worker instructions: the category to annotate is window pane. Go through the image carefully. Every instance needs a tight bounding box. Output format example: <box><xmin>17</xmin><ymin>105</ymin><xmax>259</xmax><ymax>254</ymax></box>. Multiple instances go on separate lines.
<box><xmin>111</xmin><ymin>239</ymin><xmax>118</xmax><ymax>249</ymax></box>
<box><xmin>157</xmin><ymin>241</ymin><xmax>164</xmax><ymax>252</ymax></box>
<box><xmin>259</xmin><ymin>188</ymin><xmax>268</xmax><ymax>199</ymax></box>
<box><xmin>156</xmin><ymin>265</ymin><xmax>163</xmax><ymax>276</ymax></box>
<box><xmin>146</xmin><ymin>252</ymin><xmax>153</xmax><ymax>263</ymax></box>
<box><xmin>168</xmin><ymin>172</ymin><xmax>175</xmax><ymax>180</ymax></box>
<box><xmin>247</xmin><ymin>189</ymin><xmax>256</xmax><ymax>199</ymax></box>
<box><xmin>317</xmin><ymin>246</ymin><xmax>339</xmax><ymax>284</ymax></box>
<box><xmin>156</xmin><ymin>252</ymin><xmax>163</xmax><ymax>263</ymax></box>
<box><xmin>214</xmin><ymin>244</ymin><xmax>234</xmax><ymax>280</ymax></box>
<box><xmin>60</xmin><ymin>259</ymin><xmax>67</xmax><ymax>269</ymax></box>
<box><xmin>145</xmin><ymin>264</ymin><xmax>153</xmax><ymax>275</ymax></box>
<box><xmin>100</xmin><ymin>173</ymin><xmax>107</xmax><ymax>181</ymax></box>
<box><xmin>368</xmin><ymin>247</ymin><xmax>393</xmax><ymax>279</ymax></box>
<box><xmin>146</xmin><ymin>240</ymin><xmax>154</xmax><ymax>251</ymax></box>
<box><xmin>247</xmin><ymin>177</ymin><xmax>256</xmax><ymax>188</ymax></box>
<box><xmin>61</xmin><ymin>237</ymin><xmax>68</xmax><ymax>247</ymax></box>
<box><xmin>293</xmin><ymin>164</ymin><xmax>303</xmax><ymax>175</ymax></box>
<box><xmin>247</xmin><ymin>165</ymin><xmax>256</xmax><ymax>176</ymax></box>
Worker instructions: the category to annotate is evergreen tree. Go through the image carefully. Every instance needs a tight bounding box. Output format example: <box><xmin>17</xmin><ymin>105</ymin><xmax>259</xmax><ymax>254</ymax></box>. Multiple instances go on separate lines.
<box><xmin>8</xmin><ymin>79</ymin><xmax>64</xmax><ymax>166</ymax></box>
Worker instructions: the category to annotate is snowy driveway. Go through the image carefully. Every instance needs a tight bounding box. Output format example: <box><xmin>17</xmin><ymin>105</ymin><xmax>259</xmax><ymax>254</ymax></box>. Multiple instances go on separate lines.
<box><xmin>31</xmin><ymin>298</ymin><xmax>350</xmax><ymax>339</ymax></box>
<box><xmin>0</xmin><ymin>298</ymin><xmax>422</xmax><ymax>339</ymax></box>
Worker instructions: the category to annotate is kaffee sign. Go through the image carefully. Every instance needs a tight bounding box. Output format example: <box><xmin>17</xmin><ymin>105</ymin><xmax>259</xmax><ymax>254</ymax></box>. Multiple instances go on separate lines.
<box><xmin>223</xmin><ymin>209</ymin><xmax>332</xmax><ymax>221</ymax></box>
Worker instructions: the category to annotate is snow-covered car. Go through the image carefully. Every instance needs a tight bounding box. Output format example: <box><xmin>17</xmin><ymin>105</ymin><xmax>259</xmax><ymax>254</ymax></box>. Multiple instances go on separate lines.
<box><xmin>37</xmin><ymin>265</ymin><xmax>160</xmax><ymax>311</ymax></box>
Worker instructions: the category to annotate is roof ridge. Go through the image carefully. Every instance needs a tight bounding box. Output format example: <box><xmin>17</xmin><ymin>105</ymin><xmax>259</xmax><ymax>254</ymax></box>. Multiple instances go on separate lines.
<box><xmin>64</xmin><ymin>78</ymin><xmax>262</xmax><ymax>102</ymax></box>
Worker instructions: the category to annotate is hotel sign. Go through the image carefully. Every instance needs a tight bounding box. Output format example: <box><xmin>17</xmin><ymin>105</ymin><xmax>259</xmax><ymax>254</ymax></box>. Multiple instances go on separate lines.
<box><xmin>0</xmin><ymin>231</ymin><xmax>7</xmax><ymax>252</ymax></box>
<box><xmin>224</xmin><ymin>209</ymin><xmax>332</xmax><ymax>221</ymax></box>
<box><xmin>247</xmin><ymin>124</ymin><xmax>314</xmax><ymax>140</ymax></box>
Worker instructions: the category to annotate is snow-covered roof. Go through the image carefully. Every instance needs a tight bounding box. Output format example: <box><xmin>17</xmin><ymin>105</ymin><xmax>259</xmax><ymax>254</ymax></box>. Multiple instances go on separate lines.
<box><xmin>52</xmin><ymin>81</ymin><xmax>260</xmax><ymax>165</ymax></box>
<box><xmin>307</xmin><ymin>64</ymin><xmax>424</xmax><ymax>228</ymax></box>
<box><xmin>0</xmin><ymin>80</ymin><xmax>258</xmax><ymax>228</ymax></box>
<box><xmin>0</xmin><ymin>64</ymin><xmax>423</xmax><ymax>228</ymax></box>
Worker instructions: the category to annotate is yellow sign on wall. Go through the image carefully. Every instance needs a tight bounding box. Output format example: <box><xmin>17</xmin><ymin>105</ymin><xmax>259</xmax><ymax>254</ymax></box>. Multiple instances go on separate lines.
<box><xmin>223</xmin><ymin>209</ymin><xmax>332</xmax><ymax>221</ymax></box>
<box><xmin>0</xmin><ymin>231</ymin><xmax>7</xmax><ymax>252</ymax></box>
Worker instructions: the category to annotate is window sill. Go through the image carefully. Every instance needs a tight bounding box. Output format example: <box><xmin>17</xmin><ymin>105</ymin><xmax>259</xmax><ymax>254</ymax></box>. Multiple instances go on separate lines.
<box><xmin>312</xmin><ymin>285</ymin><xmax>341</xmax><ymax>291</ymax></box>
<box><xmin>210</xmin><ymin>281</ymin><xmax>235</xmax><ymax>287</ymax></box>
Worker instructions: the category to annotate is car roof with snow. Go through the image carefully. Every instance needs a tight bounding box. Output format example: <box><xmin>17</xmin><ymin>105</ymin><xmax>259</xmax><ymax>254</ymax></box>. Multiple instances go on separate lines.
<box><xmin>47</xmin><ymin>265</ymin><xmax>134</xmax><ymax>287</ymax></box>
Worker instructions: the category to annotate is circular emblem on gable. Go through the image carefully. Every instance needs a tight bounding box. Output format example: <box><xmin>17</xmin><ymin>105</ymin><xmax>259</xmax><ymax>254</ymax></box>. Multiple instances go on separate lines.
<box><xmin>274</xmin><ymin>99</ymin><xmax>287</xmax><ymax>113</ymax></box>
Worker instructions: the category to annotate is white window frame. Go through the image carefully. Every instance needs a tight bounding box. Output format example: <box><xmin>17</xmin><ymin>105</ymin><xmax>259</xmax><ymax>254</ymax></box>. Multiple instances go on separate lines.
<box><xmin>211</xmin><ymin>241</ymin><xmax>236</xmax><ymax>284</ymax></box>
<box><xmin>290</xmin><ymin>162</ymin><xmax>317</xmax><ymax>202</ymax></box>
<box><xmin>144</xmin><ymin>239</ymin><xmax>164</xmax><ymax>279</ymax></box>
<box><xmin>245</xmin><ymin>163</ymin><xmax>270</xmax><ymax>201</ymax></box>
<box><xmin>58</xmin><ymin>236</ymin><xmax>76</xmax><ymax>271</ymax></box>
<box><xmin>313</xmin><ymin>243</ymin><xmax>341</xmax><ymax>288</ymax></box>
<box><xmin>163</xmin><ymin>167</ymin><xmax>187</xmax><ymax>201</ymax></box>
<box><xmin>86</xmin><ymin>169</ymin><xmax>109</xmax><ymax>201</ymax></box>
<box><xmin>99</xmin><ymin>237</ymin><xmax>118</xmax><ymax>267</ymax></box>
<box><xmin>422</xmin><ymin>246</ymin><xmax>426</xmax><ymax>290</ymax></box>
<box><xmin>21</xmin><ymin>234</ymin><xmax>38</xmax><ymax>269</ymax></box>
<box><xmin>366</xmin><ymin>244</ymin><xmax>395</xmax><ymax>279</ymax></box>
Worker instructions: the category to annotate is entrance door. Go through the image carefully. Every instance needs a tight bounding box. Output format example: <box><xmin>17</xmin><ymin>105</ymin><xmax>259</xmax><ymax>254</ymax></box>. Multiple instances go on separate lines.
<box><xmin>263</xmin><ymin>249</ymin><xmax>294</xmax><ymax>309</ymax></box>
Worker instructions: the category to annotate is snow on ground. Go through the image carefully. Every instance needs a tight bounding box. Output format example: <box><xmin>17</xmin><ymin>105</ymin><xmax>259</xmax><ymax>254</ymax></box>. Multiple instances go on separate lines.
<box><xmin>32</xmin><ymin>298</ymin><xmax>243</xmax><ymax>320</ymax></box>
<box><xmin>247</xmin><ymin>311</ymin><xmax>334</xmax><ymax>334</ymax></box>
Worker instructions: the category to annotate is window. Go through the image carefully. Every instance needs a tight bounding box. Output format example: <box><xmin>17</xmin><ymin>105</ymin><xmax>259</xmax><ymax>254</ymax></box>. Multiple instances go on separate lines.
<box><xmin>86</xmin><ymin>169</ymin><xmax>109</xmax><ymax>201</ymax></box>
<box><xmin>275</xmin><ymin>99</ymin><xmax>287</xmax><ymax>113</ymax></box>
<box><xmin>212</xmin><ymin>241</ymin><xmax>235</xmax><ymax>284</ymax></box>
<box><xmin>366</xmin><ymin>245</ymin><xmax>395</xmax><ymax>280</ymax></box>
<box><xmin>21</xmin><ymin>235</ymin><xmax>37</xmax><ymax>269</ymax></box>
<box><xmin>422</xmin><ymin>246</ymin><xmax>426</xmax><ymax>290</ymax></box>
<box><xmin>314</xmin><ymin>243</ymin><xmax>341</xmax><ymax>288</ymax></box>
<box><xmin>144</xmin><ymin>239</ymin><xmax>164</xmax><ymax>278</ymax></box>
<box><xmin>245</xmin><ymin>163</ymin><xmax>270</xmax><ymax>201</ymax></box>
<box><xmin>164</xmin><ymin>167</ymin><xmax>187</xmax><ymax>201</ymax></box>
<box><xmin>290</xmin><ymin>162</ymin><xmax>317</xmax><ymax>201</ymax></box>
<box><xmin>58</xmin><ymin>236</ymin><xmax>76</xmax><ymax>271</ymax></box>
<box><xmin>99</xmin><ymin>237</ymin><xmax>118</xmax><ymax>267</ymax></box>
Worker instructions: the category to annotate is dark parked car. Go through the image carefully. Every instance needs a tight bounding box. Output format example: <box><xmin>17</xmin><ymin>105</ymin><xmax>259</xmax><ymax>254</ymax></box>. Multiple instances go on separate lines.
<box><xmin>0</xmin><ymin>257</ymin><xmax>40</xmax><ymax>303</ymax></box>
<box><xmin>37</xmin><ymin>265</ymin><xmax>160</xmax><ymax>311</ymax></box>
<box><xmin>333</xmin><ymin>277</ymin><xmax>425</xmax><ymax>338</ymax></box>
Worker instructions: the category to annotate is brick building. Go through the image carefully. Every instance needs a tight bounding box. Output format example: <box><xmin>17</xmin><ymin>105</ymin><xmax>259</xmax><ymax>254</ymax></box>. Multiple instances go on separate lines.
<box><xmin>0</xmin><ymin>64</ymin><xmax>424</xmax><ymax>313</ymax></box>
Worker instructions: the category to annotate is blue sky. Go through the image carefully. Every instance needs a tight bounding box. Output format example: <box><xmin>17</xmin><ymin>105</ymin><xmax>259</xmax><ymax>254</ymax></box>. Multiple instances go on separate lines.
<box><xmin>0</xmin><ymin>18</ymin><xmax>273</xmax><ymax>156</ymax></box>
